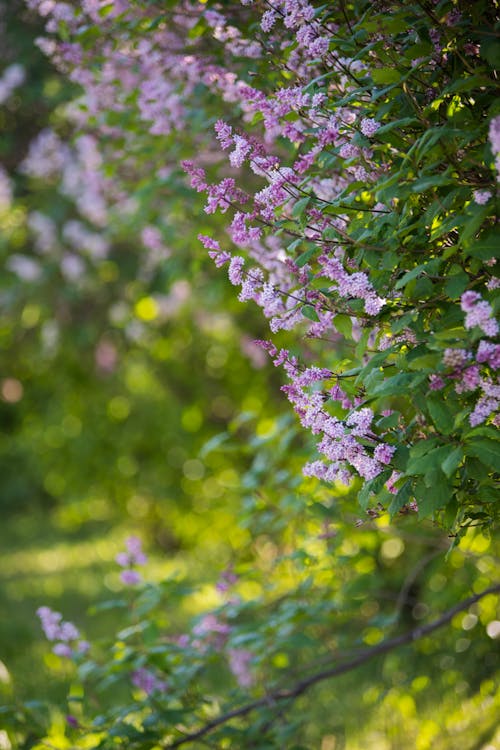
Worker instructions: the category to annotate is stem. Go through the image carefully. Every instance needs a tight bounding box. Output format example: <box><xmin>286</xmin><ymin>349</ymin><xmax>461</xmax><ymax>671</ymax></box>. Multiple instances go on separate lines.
<box><xmin>164</xmin><ymin>584</ymin><xmax>500</xmax><ymax>748</ymax></box>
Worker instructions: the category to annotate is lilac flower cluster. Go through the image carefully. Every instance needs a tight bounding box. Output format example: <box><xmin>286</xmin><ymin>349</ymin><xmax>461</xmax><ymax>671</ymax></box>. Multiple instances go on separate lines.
<box><xmin>461</xmin><ymin>291</ymin><xmax>499</xmax><ymax>338</ymax></box>
<box><xmin>489</xmin><ymin>115</ymin><xmax>500</xmax><ymax>181</ymax></box>
<box><xmin>318</xmin><ymin>254</ymin><xmax>385</xmax><ymax>315</ymax></box>
<box><xmin>188</xmin><ymin>611</ymin><xmax>254</xmax><ymax>687</ymax></box>
<box><xmin>228</xmin><ymin>649</ymin><xmax>254</xmax><ymax>688</ymax></box>
<box><xmin>131</xmin><ymin>668</ymin><xmax>167</xmax><ymax>696</ymax></box>
<box><xmin>116</xmin><ymin>535</ymin><xmax>147</xmax><ymax>585</ymax></box>
<box><xmin>360</xmin><ymin>118</ymin><xmax>380</xmax><ymax>137</ymax></box>
<box><xmin>37</xmin><ymin>606</ymin><xmax>89</xmax><ymax>658</ymax></box>
<box><xmin>256</xmin><ymin>342</ymin><xmax>397</xmax><ymax>486</ymax></box>
<box><xmin>431</xmin><ymin>338</ymin><xmax>500</xmax><ymax>425</ymax></box>
<box><xmin>0</xmin><ymin>63</ymin><xmax>25</xmax><ymax>105</ymax></box>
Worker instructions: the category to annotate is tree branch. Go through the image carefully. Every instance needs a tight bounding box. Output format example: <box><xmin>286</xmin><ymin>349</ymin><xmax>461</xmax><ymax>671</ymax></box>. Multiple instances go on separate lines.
<box><xmin>165</xmin><ymin>583</ymin><xmax>500</xmax><ymax>748</ymax></box>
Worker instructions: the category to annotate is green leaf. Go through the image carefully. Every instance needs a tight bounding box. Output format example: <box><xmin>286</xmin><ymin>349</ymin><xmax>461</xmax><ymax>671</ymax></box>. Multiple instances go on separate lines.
<box><xmin>444</xmin><ymin>270</ymin><xmax>469</xmax><ymax>299</ymax></box>
<box><xmin>406</xmin><ymin>444</ymin><xmax>451</xmax><ymax>476</ymax></box>
<box><xmin>376</xmin><ymin>412</ymin><xmax>400</xmax><ymax>430</ymax></box>
<box><xmin>358</xmin><ymin>469</ymin><xmax>392</xmax><ymax>510</ymax></box>
<box><xmin>465</xmin><ymin>439</ymin><xmax>500</xmax><ymax>473</ymax></box>
<box><xmin>411</xmin><ymin>174</ymin><xmax>454</xmax><ymax>193</ymax></box>
<box><xmin>427</xmin><ymin>396</ymin><xmax>455</xmax><ymax>435</ymax></box>
<box><xmin>295</xmin><ymin>246</ymin><xmax>318</xmax><ymax>267</ymax></box>
<box><xmin>392</xmin><ymin>444</ymin><xmax>410</xmax><ymax>471</ymax></box>
<box><xmin>371</xmin><ymin>372</ymin><xmax>427</xmax><ymax>397</ymax></box>
<box><xmin>481</xmin><ymin>38</ymin><xmax>500</xmax><ymax>68</ymax></box>
<box><xmin>302</xmin><ymin>305</ymin><xmax>319</xmax><ymax>322</ymax></box>
<box><xmin>441</xmin><ymin>447</ymin><xmax>463</xmax><ymax>478</ymax></box>
<box><xmin>466</xmin><ymin>235</ymin><xmax>499</xmax><ymax>261</ymax></box>
<box><xmin>292</xmin><ymin>197</ymin><xmax>311</xmax><ymax>220</ymax></box>
<box><xmin>372</xmin><ymin>68</ymin><xmax>401</xmax><ymax>85</ymax></box>
<box><xmin>417</xmin><ymin>479</ymin><xmax>453</xmax><ymax>518</ymax></box>
<box><xmin>464</xmin><ymin>425</ymin><xmax>500</xmax><ymax>441</ymax></box>
<box><xmin>395</xmin><ymin>258</ymin><xmax>441</xmax><ymax>290</ymax></box>
<box><xmin>375</xmin><ymin>117</ymin><xmax>419</xmax><ymax>135</ymax></box>
<box><xmin>388</xmin><ymin>480</ymin><xmax>413</xmax><ymax>517</ymax></box>
<box><xmin>333</xmin><ymin>314</ymin><xmax>352</xmax><ymax>338</ymax></box>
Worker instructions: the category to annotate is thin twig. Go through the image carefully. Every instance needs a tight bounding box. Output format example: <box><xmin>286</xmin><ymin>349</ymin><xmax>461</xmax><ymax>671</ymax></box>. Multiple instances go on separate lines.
<box><xmin>164</xmin><ymin>584</ymin><xmax>500</xmax><ymax>748</ymax></box>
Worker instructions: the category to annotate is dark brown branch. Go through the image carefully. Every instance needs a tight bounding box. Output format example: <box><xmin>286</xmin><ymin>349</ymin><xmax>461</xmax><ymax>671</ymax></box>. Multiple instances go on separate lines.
<box><xmin>165</xmin><ymin>583</ymin><xmax>500</xmax><ymax>748</ymax></box>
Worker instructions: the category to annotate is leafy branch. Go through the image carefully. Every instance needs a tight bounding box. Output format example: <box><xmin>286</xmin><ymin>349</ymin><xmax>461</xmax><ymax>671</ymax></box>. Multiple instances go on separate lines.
<box><xmin>166</xmin><ymin>583</ymin><xmax>500</xmax><ymax>748</ymax></box>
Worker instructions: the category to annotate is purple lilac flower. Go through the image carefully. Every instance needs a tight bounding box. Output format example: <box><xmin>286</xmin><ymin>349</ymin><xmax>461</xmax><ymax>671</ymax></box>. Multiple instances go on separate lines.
<box><xmin>261</xmin><ymin>9</ymin><xmax>277</xmax><ymax>32</ymax></box>
<box><xmin>473</xmin><ymin>190</ymin><xmax>492</xmax><ymax>205</ymax></box>
<box><xmin>455</xmin><ymin>365</ymin><xmax>480</xmax><ymax>393</ymax></box>
<box><xmin>469</xmin><ymin>396</ymin><xmax>498</xmax><ymax>426</ymax></box>
<box><xmin>360</xmin><ymin>118</ymin><xmax>380</xmax><ymax>137</ymax></box>
<box><xmin>209</xmin><ymin>250</ymin><xmax>232</xmax><ymax>268</ymax></box>
<box><xmin>477</xmin><ymin>341</ymin><xmax>500</xmax><ymax>370</ymax></box>
<box><xmin>374</xmin><ymin>443</ymin><xmax>396</xmax><ymax>464</ymax></box>
<box><xmin>37</xmin><ymin>606</ymin><xmax>88</xmax><ymax>658</ymax></box>
<box><xmin>228</xmin><ymin>648</ymin><xmax>254</xmax><ymax>687</ymax></box>
<box><xmin>180</xmin><ymin>160</ymin><xmax>207</xmax><ymax>192</ymax></box>
<box><xmin>53</xmin><ymin>643</ymin><xmax>73</xmax><ymax>658</ymax></box>
<box><xmin>131</xmin><ymin>668</ymin><xmax>167</xmax><ymax>695</ymax></box>
<box><xmin>429</xmin><ymin>374</ymin><xmax>445</xmax><ymax>391</ymax></box>
<box><xmin>230</xmin><ymin>212</ymin><xmax>261</xmax><ymax>245</ymax></box>
<box><xmin>228</xmin><ymin>256</ymin><xmax>245</xmax><ymax>285</ymax></box>
<box><xmin>239</xmin><ymin>268</ymin><xmax>264</xmax><ymax>301</ymax></box>
<box><xmin>205</xmin><ymin>178</ymin><xmax>241</xmax><ymax>215</ymax></box>
<box><xmin>461</xmin><ymin>291</ymin><xmax>499</xmax><ymax>337</ymax></box>
<box><xmin>216</xmin><ymin>565</ymin><xmax>238</xmax><ymax>593</ymax></box>
<box><xmin>386</xmin><ymin>471</ymin><xmax>402</xmax><ymax>495</ymax></box>
<box><xmin>198</xmin><ymin>234</ymin><xmax>220</xmax><ymax>252</ymax></box>
<box><xmin>489</xmin><ymin>115</ymin><xmax>500</xmax><ymax>155</ymax></box>
<box><xmin>429</xmin><ymin>28</ymin><xmax>441</xmax><ymax>54</ymax></box>
<box><xmin>346</xmin><ymin>407</ymin><xmax>374</xmax><ymax>436</ymax></box>
<box><xmin>229</xmin><ymin>135</ymin><xmax>252</xmax><ymax>168</ymax></box>
<box><xmin>120</xmin><ymin>569</ymin><xmax>142</xmax><ymax>585</ymax></box>
<box><xmin>443</xmin><ymin>348</ymin><xmax>470</xmax><ymax>368</ymax></box>
<box><xmin>116</xmin><ymin>536</ymin><xmax>147</xmax><ymax>586</ymax></box>
<box><xmin>214</xmin><ymin>120</ymin><xmax>233</xmax><ymax>149</ymax></box>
